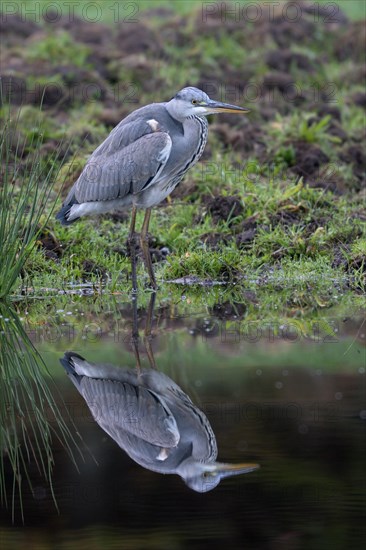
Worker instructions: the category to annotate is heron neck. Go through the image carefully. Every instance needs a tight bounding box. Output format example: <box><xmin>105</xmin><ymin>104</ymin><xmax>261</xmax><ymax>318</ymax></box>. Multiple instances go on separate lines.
<box><xmin>176</xmin><ymin>456</ymin><xmax>205</xmax><ymax>477</ymax></box>
<box><xmin>182</xmin><ymin>115</ymin><xmax>208</xmax><ymax>144</ymax></box>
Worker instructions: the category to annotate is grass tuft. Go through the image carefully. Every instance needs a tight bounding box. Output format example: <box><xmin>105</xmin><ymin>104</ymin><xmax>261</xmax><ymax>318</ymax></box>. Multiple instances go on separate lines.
<box><xmin>0</xmin><ymin>105</ymin><xmax>70</xmax><ymax>298</ymax></box>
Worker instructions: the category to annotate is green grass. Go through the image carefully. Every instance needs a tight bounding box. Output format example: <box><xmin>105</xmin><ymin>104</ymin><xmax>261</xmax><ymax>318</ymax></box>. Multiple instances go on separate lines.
<box><xmin>24</xmin><ymin>31</ymin><xmax>91</xmax><ymax>67</ymax></box>
<box><xmin>0</xmin><ymin>107</ymin><xmax>71</xmax><ymax>298</ymax></box>
<box><xmin>16</xmin><ymin>146</ymin><xmax>365</xmax><ymax>310</ymax></box>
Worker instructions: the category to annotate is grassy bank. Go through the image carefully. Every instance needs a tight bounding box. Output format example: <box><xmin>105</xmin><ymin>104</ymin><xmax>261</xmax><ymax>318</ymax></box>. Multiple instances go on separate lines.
<box><xmin>0</xmin><ymin>0</ymin><xmax>365</xmax><ymax>317</ymax></box>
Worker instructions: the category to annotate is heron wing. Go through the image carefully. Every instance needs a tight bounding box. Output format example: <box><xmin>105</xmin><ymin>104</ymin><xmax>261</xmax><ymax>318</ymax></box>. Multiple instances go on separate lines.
<box><xmin>66</xmin><ymin>117</ymin><xmax>172</xmax><ymax>204</ymax></box>
<box><xmin>92</xmin><ymin>119</ymin><xmax>160</xmax><ymax>157</ymax></box>
<box><xmin>79</xmin><ymin>377</ymin><xmax>180</xmax><ymax>448</ymax></box>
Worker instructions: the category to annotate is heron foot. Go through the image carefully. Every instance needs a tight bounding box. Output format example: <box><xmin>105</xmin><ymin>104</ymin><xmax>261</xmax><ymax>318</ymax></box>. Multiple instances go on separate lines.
<box><xmin>145</xmin><ymin>277</ymin><xmax>158</xmax><ymax>291</ymax></box>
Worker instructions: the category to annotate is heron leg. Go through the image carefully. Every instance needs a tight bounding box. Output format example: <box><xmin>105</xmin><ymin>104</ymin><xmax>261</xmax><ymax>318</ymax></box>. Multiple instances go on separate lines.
<box><xmin>144</xmin><ymin>292</ymin><xmax>157</xmax><ymax>369</ymax></box>
<box><xmin>128</xmin><ymin>206</ymin><xmax>138</xmax><ymax>293</ymax></box>
<box><xmin>140</xmin><ymin>208</ymin><xmax>157</xmax><ymax>290</ymax></box>
<box><xmin>131</xmin><ymin>283</ymin><xmax>141</xmax><ymax>373</ymax></box>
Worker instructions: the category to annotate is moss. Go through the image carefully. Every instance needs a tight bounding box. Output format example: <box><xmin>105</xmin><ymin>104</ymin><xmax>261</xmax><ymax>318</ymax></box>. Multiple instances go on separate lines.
<box><xmin>24</xmin><ymin>31</ymin><xmax>91</xmax><ymax>67</ymax></box>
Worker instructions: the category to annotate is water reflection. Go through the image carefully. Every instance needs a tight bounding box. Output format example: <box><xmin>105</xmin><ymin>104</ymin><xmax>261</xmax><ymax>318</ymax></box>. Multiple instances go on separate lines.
<box><xmin>60</xmin><ymin>295</ymin><xmax>259</xmax><ymax>492</ymax></box>
<box><xmin>1</xmin><ymin>293</ymin><xmax>364</xmax><ymax>545</ymax></box>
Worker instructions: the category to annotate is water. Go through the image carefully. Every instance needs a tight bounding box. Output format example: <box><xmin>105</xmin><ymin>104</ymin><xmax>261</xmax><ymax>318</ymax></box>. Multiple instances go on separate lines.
<box><xmin>0</xmin><ymin>292</ymin><xmax>365</xmax><ymax>548</ymax></box>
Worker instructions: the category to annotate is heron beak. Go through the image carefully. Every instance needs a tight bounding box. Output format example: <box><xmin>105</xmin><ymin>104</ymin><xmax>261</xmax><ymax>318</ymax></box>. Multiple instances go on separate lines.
<box><xmin>205</xmin><ymin>100</ymin><xmax>250</xmax><ymax>115</ymax></box>
<box><xmin>212</xmin><ymin>462</ymin><xmax>260</xmax><ymax>479</ymax></box>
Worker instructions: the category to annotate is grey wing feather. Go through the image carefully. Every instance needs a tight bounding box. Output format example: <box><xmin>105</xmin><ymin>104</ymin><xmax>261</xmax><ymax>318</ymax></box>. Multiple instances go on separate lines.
<box><xmin>71</xmin><ymin>132</ymin><xmax>171</xmax><ymax>204</ymax></box>
<box><xmin>92</xmin><ymin>119</ymin><xmax>157</xmax><ymax>157</ymax></box>
<box><xmin>79</xmin><ymin>377</ymin><xmax>180</xmax><ymax>448</ymax></box>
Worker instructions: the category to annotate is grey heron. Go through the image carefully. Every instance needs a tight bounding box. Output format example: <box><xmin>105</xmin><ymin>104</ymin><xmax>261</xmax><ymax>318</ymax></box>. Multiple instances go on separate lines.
<box><xmin>60</xmin><ymin>352</ymin><xmax>259</xmax><ymax>492</ymax></box>
<box><xmin>56</xmin><ymin>87</ymin><xmax>249</xmax><ymax>289</ymax></box>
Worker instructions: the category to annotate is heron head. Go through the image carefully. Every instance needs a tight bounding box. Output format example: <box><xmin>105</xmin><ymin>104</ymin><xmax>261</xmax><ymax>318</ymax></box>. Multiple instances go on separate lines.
<box><xmin>166</xmin><ymin>87</ymin><xmax>250</xmax><ymax>121</ymax></box>
<box><xmin>179</xmin><ymin>459</ymin><xmax>259</xmax><ymax>493</ymax></box>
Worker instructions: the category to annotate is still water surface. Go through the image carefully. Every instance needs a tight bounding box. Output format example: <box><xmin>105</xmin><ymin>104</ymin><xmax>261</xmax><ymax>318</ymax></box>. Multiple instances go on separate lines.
<box><xmin>0</xmin><ymin>293</ymin><xmax>365</xmax><ymax>548</ymax></box>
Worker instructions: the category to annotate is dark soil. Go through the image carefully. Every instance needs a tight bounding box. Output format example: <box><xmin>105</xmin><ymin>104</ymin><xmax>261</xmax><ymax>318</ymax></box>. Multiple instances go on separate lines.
<box><xmin>115</xmin><ymin>23</ymin><xmax>163</xmax><ymax>56</ymax></box>
<box><xmin>36</xmin><ymin>229</ymin><xmax>63</xmax><ymax>261</ymax></box>
<box><xmin>266</xmin><ymin>49</ymin><xmax>315</xmax><ymax>73</ymax></box>
<box><xmin>334</xmin><ymin>21</ymin><xmax>366</xmax><ymax>62</ymax></box>
<box><xmin>211</xmin><ymin>120</ymin><xmax>266</xmax><ymax>156</ymax></box>
<box><xmin>199</xmin><ymin>232</ymin><xmax>232</xmax><ymax>249</ymax></box>
<box><xmin>122</xmin><ymin>234</ymin><xmax>170</xmax><ymax>264</ymax></box>
<box><xmin>291</xmin><ymin>141</ymin><xmax>329</xmax><ymax>178</ymax></box>
<box><xmin>236</xmin><ymin>229</ymin><xmax>257</xmax><ymax>248</ymax></box>
<box><xmin>81</xmin><ymin>259</ymin><xmax>108</xmax><ymax>280</ymax></box>
<box><xmin>0</xmin><ymin>14</ymin><xmax>39</xmax><ymax>45</ymax></box>
<box><xmin>351</xmin><ymin>92</ymin><xmax>366</xmax><ymax>109</ymax></box>
<box><xmin>269</xmin><ymin>17</ymin><xmax>316</xmax><ymax>48</ymax></box>
<box><xmin>205</xmin><ymin>196</ymin><xmax>244</xmax><ymax>225</ymax></box>
<box><xmin>339</xmin><ymin>145</ymin><xmax>366</xmax><ymax>182</ymax></box>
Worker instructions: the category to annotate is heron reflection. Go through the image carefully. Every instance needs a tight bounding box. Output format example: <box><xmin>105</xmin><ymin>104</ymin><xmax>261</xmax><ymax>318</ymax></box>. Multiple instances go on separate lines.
<box><xmin>61</xmin><ymin>296</ymin><xmax>259</xmax><ymax>492</ymax></box>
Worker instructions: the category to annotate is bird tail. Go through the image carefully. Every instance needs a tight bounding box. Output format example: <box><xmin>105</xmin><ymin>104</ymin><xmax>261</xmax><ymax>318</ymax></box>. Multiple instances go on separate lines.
<box><xmin>55</xmin><ymin>195</ymin><xmax>79</xmax><ymax>225</ymax></box>
<box><xmin>60</xmin><ymin>351</ymin><xmax>86</xmax><ymax>387</ymax></box>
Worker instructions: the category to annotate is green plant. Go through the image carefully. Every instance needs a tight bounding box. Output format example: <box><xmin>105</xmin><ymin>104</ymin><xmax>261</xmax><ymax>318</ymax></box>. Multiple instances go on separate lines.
<box><xmin>273</xmin><ymin>145</ymin><xmax>296</xmax><ymax>167</ymax></box>
<box><xmin>0</xmin><ymin>301</ymin><xmax>80</xmax><ymax>521</ymax></box>
<box><xmin>25</xmin><ymin>31</ymin><xmax>90</xmax><ymax>67</ymax></box>
<box><xmin>298</xmin><ymin>115</ymin><xmax>340</xmax><ymax>144</ymax></box>
<box><xmin>0</xmin><ymin>107</ymin><xmax>69</xmax><ymax>298</ymax></box>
